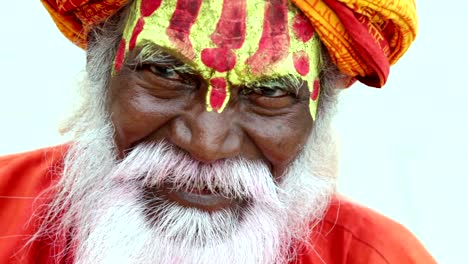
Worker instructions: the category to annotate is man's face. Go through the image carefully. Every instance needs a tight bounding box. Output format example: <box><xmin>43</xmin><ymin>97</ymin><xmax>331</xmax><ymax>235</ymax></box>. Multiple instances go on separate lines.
<box><xmin>44</xmin><ymin>1</ymin><xmax>336</xmax><ymax>262</ymax></box>
<box><xmin>109</xmin><ymin>0</ymin><xmax>321</xmax><ymax>211</ymax></box>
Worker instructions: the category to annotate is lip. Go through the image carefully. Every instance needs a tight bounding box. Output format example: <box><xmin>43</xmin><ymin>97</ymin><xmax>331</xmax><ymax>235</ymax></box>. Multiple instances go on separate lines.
<box><xmin>147</xmin><ymin>185</ymin><xmax>236</xmax><ymax>212</ymax></box>
<box><xmin>170</xmin><ymin>190</ymin><xmax>233</xmax><ymax>210</ymax></box>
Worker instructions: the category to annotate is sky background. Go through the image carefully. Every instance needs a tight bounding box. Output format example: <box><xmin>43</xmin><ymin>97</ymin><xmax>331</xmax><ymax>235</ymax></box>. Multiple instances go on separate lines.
<box><xmin>1</xmin><ymin>1</ymin><xmax>467</xmax><ymax>263</ymax></box>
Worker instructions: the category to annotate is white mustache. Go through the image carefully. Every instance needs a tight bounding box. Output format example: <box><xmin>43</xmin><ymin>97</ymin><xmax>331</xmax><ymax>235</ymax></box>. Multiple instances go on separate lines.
<box><xmin>112</xmin><ymin>141</ymin><xmax>279</xmax><ymax>200</ymax></box>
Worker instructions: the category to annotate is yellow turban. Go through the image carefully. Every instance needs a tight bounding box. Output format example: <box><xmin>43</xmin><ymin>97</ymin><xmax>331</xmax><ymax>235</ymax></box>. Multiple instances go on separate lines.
<box><xmin>41</xmin><ymin>0</ymin><xmax>418</xmax><ymax>87</ymax></box>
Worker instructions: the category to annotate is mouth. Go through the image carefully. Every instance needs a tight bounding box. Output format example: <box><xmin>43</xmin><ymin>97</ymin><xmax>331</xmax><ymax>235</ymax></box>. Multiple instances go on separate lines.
<box><xmin>144</xmin><ymin>184</ymin><xmax>240</xmax><ymax>212</ymax></box>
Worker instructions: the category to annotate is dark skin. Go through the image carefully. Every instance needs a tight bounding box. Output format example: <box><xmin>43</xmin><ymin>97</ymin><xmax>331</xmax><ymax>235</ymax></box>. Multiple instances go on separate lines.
<box><xmin>108</xmin><ymin>48</ymin><xmax>314</xmax><ymax>180</ymax></box>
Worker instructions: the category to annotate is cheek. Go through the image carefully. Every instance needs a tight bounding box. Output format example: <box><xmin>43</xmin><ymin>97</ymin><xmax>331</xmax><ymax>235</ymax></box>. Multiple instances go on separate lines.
<box><xmin>242</xmin><ymin>109</ymin><xmax>313</xmax><ymax>172</ymax></box>
<box><xmin>110</xmin><ymin>85</ymin><xmax>182</xmax><ymax>153</ymax></box>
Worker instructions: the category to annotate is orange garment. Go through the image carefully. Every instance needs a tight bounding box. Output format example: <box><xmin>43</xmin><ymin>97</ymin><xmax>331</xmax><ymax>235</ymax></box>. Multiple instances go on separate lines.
<box><xmin>0</xmin><ymin>146</ymin><xmax>436</xmax><ymax>263</ymax></box>
<box><xmin>40</xmin><ymin>0</ymin><xmax>418</xmax><ymax>87</ymax></box>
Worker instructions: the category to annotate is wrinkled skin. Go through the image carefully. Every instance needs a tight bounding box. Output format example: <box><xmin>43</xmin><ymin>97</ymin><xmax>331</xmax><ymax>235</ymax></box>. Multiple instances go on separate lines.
<box><xmin>109</xmin><ymin>0</ymin><xmax>320</xmax><ymax>181</ymax></box>
<box><xmin>109</xmin><ymin>49</ymin><xmax>314</xmax><ymax>179</ymax></box>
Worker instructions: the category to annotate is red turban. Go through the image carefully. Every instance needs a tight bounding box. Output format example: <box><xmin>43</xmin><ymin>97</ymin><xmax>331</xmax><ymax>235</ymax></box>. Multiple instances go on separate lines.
<box><xmin>41</xmin><ymin>0</ymin><xmax>418</xmax><ymax>87</ymax></box>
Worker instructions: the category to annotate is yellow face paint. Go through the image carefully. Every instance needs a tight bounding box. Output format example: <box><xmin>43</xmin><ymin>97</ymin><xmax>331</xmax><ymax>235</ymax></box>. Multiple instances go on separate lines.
<box><xmin>114</xmin><ymin>0</ymin><xmax>321</xmax><ymax>118</ymax></box>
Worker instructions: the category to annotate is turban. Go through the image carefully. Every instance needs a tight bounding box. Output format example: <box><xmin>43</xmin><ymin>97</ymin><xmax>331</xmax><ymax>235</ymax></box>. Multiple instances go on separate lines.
<box><xmin>41</xmin><ymin>0</ymin><xmax>418</xmax><ymax>87</ymax></box>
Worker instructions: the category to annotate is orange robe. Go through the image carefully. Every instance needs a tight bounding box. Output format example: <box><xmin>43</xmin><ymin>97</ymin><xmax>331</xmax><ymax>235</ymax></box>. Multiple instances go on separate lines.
<box><xmin>0</xmin><ymin>146</ymin><xmax>436</xmax><ymax>263</ymax></box>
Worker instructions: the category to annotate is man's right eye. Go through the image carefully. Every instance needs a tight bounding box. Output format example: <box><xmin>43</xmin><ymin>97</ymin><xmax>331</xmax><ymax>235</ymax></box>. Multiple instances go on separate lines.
<box><xmin>144</xmin><ymin>64</ymin><xmax>182</xmax><ymax>81</ymax></box>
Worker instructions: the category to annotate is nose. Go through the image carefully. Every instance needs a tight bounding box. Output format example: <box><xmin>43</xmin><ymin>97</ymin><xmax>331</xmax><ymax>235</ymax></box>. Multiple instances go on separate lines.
<box><xmin>169</xmin><ymin>110</ymin><xmax>242</xmax><ymax>163</ymax></box>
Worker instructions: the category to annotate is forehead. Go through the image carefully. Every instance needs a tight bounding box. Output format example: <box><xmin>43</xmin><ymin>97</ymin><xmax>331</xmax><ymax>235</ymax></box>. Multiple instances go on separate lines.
<box><xmin>121</xmin><ymin>0</ymin><xmax>320</xmax><ymax>85</ymax></box>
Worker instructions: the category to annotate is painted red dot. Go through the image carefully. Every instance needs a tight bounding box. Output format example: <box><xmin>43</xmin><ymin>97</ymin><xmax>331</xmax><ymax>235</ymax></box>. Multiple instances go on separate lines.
<box><xmin>140</xmin><ymin>0</ymin><xmax>163</xmax><ymax>17</ymax></box>
<box><xmin>311</xmin><ymin>79</ymin><xmax>320</xmax><ymax>101</ymax></box>
<box><xmin>129</xmin><ymin>17</ymin><xmax>145</xmax><ymax>51</ymax></box>
<box><xmin>292</xmin><ymin>13</ymin><xmax>315</xmax><ymax>42</ymax></box>
<box><xmin>201</xmin><ymin>48</ymin><xmax>237</xmax><ymax>72</ymax></box>
<box><xmin>209</xmin><ymin>77</ymin><xmax>227</xmax><ymax>111</ymax></box>
<box><xmin>293</xmin><ymin>51</ymin><xmax>310</xmax><ymax>76</ymax></box>
<box><xmin>114</xmin><ymin>38</ymin><xmax>126</xmax><ymax>72</ymax></box>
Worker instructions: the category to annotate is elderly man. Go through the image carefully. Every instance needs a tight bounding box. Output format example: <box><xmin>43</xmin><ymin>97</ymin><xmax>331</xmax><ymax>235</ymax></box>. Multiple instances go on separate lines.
<box><xmin>0</xmin><ymin>0</ymin><xmax>435</xmax><ymax>263</ymax></box>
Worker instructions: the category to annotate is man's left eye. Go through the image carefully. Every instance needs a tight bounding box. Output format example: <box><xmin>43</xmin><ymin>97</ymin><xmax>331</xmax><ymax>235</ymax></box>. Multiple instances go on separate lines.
<box><xmin>243</xmin><ymin>87</ymin><xmax>290</xmax><ymax>98</ymax></box>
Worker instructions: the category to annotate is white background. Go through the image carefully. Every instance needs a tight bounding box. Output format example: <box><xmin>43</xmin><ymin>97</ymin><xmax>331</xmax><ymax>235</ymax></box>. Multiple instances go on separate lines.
<box><xmin>1</xmin><ymin>1</ymin><xmax>467</xmax><ymax>263</ymax></box>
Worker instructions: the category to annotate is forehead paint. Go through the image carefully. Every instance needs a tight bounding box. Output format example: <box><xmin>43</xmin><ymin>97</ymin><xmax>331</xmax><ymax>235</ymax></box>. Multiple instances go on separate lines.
<box><xmin>245</xmin><ymin>0</ymin><xmax>290</xmax><ymax>74</ymax></box>
<box><xmin>200</xmin><ymin>0</ymin><xmax>246</xmax><ymax>111</ymax></box>
<box><xmin>115</xmin><ymin>0</ymin><xmax>321</xmax><ymax>119</ymax></box>
<box><xmin>166</xmin><ymin>0</ymin><xmax>203</xmax><ymax>59</ymax></box>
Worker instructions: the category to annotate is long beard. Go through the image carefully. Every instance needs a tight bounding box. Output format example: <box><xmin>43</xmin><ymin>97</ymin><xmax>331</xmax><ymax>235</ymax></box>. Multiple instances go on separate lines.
<box><xmin>38</xmin><ymin>108</ymin><xmax>336</xmax><ymax>264</ymax></box>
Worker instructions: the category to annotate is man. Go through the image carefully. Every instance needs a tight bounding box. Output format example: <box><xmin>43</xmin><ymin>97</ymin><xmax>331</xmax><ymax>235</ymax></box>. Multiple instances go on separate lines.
<box><xmin>0</xmin><ymin>0</ymin><xmax>436</xmax><ymax>263</ymax></box>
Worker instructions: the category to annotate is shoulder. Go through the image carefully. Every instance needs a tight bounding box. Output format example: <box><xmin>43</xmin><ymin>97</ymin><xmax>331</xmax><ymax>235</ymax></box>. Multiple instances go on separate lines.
<box><xmin>299</xmin><ymin>195</ymin><xmax>436</xmax><ymax>264</ymax></box>
<box><xmin>0</xmin><ymin>145</ymin><xmax>67</xmax><ymax>170</ymax></box>
<box><xmin>0</xmin><ymin>145</ymin><xmax>67</xmax><ymax>196</ymax></box>
<box><xmin>0</xmin><ymin>145</ymin><xmax>67</xmax><ymax>263</ymax></box>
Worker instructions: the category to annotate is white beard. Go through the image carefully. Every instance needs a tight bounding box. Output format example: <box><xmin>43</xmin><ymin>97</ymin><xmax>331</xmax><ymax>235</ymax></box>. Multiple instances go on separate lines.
<box><xmin>39</xmin><ymin>107</ymin><xmax>336</xmax><ymax>264</ymax></box>
<box><xmin>30</xmin><ymin>16</ymin><xmax>342</xmax><ymax>262</ymax></box>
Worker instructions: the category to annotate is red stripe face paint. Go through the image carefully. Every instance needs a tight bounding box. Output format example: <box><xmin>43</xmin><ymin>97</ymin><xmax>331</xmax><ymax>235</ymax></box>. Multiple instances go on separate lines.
<box><xmin>118</xmin><ymin>0</ymin><xmax>322</xmax><ymax>118</ymax></box>
<box><xmin>210</xmin><ymin>0</ymin><xmax>246</xmax><ymax>49</ymax></box>
<box><xmin>140</xmin><ymin>0</ymin><xmax>163</xmax><ymax>17</ymax></box>
<box><xmin>209</xmin><ymin>77</ymin><xmax>228</xmax><ymax>112</ymax></box>
<box><xmin>166</xmin><ymin>0</ymin><xmax>203</xmax><ymax>59</ymax></box>
<box><xmin>114</xmin><ymin>39</ymin><xmax>126</xmax><ymax>72</ymax></box>
<box><xmin>201</xmin><ymin>48</ymin><xmax>236</xmax><ymax>73</ymax></box>
<box><xmin>200</xmin><ymin>0</ymin><xmax>246</xmax><ymax>73</ymax></box>
<box><xmin>113</xmin><ymin>0</ymin><xmax>163</xmax><ymax>71</ymax></box>
<box><xmin>129</xmin><ymin>18</ymin><xmax>145</xmax><ymax>51</ymax></box>
<box><xmin>200</xmin><ymin>0</ymin><xmax>247</xmax><ymax>111</ymax></box>
<box><xmin>246</xmin><ymin>0</ymin><xmax>290</xmax><ymax>74</ymax></box>
<box><xmin>311</xmin><ymin>79</ymin><xmax>320</xmax><ymax>101</ymax></box>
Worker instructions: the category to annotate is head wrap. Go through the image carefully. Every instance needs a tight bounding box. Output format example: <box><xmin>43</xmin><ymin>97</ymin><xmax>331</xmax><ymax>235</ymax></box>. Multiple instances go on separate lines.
<box><xmin>41</xmin><ymin>0</ymin><xmax>417</xmax><ymax>87</ymax></box>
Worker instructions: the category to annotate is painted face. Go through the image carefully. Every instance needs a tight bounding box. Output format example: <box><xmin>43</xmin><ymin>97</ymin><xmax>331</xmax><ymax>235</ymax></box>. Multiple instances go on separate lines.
<box><xmin>114</xmin><ymin>0</ymin><xmax>321</xmax><ymax>118</ymax></box>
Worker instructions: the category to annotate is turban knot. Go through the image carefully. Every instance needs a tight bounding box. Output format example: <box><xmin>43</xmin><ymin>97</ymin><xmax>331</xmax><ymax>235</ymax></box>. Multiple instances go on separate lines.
<box><xmin>41</xmin><ymin>0</ymin><xmax>418</xmax><ymax>87</ymax></box>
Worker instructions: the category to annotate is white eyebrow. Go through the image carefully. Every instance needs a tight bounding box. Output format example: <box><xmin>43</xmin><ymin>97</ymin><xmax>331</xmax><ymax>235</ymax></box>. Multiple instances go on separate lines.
<box><xmin>127</xmin><ymin>43</ymin><xmax>305</xmax><ymax>93</ymax></box>
<box><xmin>126</xmin><ymin>42</ymin><xmax>196</xmax><ymax>74</ymax></box>
<box><xmin>244</xmin><ymin>74</ymin><xmax>305</xmax><ymax>95</ymax></box>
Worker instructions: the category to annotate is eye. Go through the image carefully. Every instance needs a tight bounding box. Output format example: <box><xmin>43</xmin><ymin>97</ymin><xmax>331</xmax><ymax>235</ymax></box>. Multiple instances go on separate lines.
<box><xmin>146</xmin><ymin>64</ymin><xmax>182</xmax><ymax>80</ymax></box>
<box><xmin>241</xmin><ymin>86</ymin><xmax>297</xmax><ymax>110</ymax></box>
<box><xmin>242</xmin><ymin>87</ymin><xmax>291</xmax><ymax>98</ymax></box>
<box><xmin>257</xmin><ymin>87</ymin><xmax>289</xmax><ymax>97</ymax></box>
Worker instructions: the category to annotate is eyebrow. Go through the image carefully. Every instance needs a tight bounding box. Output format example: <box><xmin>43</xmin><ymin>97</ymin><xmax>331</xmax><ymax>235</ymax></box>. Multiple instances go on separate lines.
<box><xmin>125</xmin><ymin>41</ymin><xmax>197</xmax><ymax>74</ymax></box>
<box><xmin>126</xmin><ymin>42</ymin><xmax>305</xmax><ymax>93</ymax></box>
<box><xmin>244</xmin><ymin>74</ymin><xmax>305</xmax><ymax>95</ymax></box>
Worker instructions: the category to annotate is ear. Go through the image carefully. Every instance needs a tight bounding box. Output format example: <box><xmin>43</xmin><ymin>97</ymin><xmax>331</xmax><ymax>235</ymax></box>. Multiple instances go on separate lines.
<box><xmin>319</xmin><ymin>64</ymin><xmax>355</xmax><ymax>90</ymax></box>
<box><xmin>318</xmin><ymin>44</ymin><xmax>355</xmax><ymax>89</ymax></box>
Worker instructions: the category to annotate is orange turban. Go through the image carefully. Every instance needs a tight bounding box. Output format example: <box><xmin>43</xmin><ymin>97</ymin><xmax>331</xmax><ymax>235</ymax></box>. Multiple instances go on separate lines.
<box><xmin>41</xmin><ymin>0</ymin><xmax>418</xmax><ymax>87</ymax></box>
